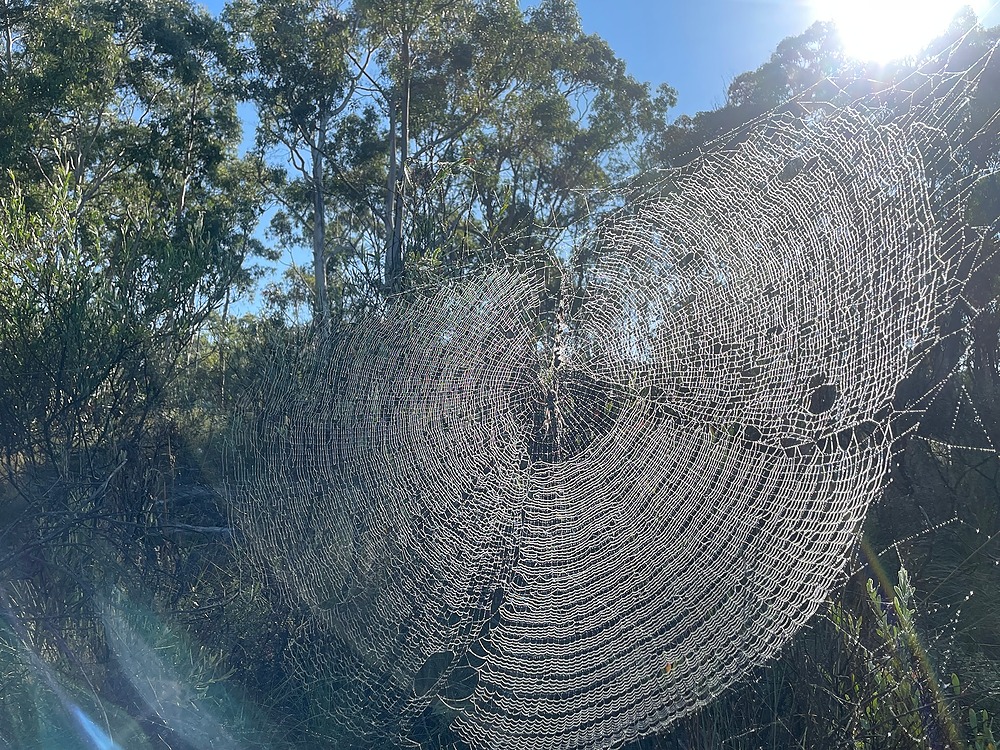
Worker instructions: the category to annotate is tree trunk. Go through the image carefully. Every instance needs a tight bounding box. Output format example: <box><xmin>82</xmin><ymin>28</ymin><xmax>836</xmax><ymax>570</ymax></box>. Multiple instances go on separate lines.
<box><xmin>384</xmin><ymin>104</ymin><xmax>399</xmax><ymax>289</ymax></box>
<box><xmin>311</xmin><ymin>119</ymin><xmax>328</xmax><ymax>322</ymax></box>
<box><xmin>3</xmin><ymin>13</ymin><xmax>12</xmax><ymax>76</ymax></box>
<box><xmin>384</xmin><ymin>31</ymin><xmax>411</xmax><ymax>293</ymax></box>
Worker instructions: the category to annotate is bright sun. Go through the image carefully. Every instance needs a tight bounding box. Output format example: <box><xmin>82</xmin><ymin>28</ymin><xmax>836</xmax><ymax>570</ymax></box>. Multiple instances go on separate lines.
<box><xmin>811</xmin><ymin>0</ymin><xmax>981</xmax><ymax>64</ymax></box>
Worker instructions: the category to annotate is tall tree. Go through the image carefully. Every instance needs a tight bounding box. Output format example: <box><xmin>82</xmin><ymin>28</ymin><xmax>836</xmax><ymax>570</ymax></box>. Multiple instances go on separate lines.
<box><xmin>232</xmin><ymin>0</ymin><xmax>674</xmax><ymax>313</ymax></box>
<box><xmin>3</xmin><ymin>0</ymin><xmax>262</xmax><ymax>243</ymax></box>
<box><xmin>0</xmin><ymin>0</ymin><xmax>267</xmax><ymax>458</ymax></box>
<box><xmin>359</xmin><ymin>0</ymin><xmax>675</xmax><ymax>288</ymax></box>
<box><xmin>227</xmin><ymin>0</ymin><xmax>373</xmax><ymax>321</ymax></box>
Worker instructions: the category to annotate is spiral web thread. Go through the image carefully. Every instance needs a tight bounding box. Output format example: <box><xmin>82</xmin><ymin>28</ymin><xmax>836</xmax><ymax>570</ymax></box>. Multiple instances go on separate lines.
<box><xmin>229</xmin><ymin>49</ymin><xmax>1000</xmax><ymax>750</ymax></box>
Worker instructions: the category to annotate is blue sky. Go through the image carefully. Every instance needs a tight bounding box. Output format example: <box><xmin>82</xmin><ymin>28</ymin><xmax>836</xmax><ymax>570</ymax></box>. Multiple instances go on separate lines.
<box><xmin>572</xmin><ymin>1</ymin><xmax>1000</xmax><ymax>115</ymax></box>
<box><xmin>573</xmin><ymin>0</ymin><xmax>815</xmax><ymax>115</ymax></box>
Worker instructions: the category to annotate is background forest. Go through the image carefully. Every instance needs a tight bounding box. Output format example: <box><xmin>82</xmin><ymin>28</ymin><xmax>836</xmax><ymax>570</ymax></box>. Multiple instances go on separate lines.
<box><xmin>1</xmin><ymin>0</ymin><xmax>999</xmax><ymax>748</ymax></box>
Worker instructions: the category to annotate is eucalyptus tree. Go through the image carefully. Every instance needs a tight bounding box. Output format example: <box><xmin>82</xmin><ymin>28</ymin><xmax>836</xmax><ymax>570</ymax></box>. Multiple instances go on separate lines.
<box><xmin>0</xmin><ymin>0</ymin><xmax>266</xmax><ymax>461</ymax></box>
<box><xmin>2</xmin><ymin>0</ymin><xmax>262</xmax><ymax>237</ymax></box>
<box><xmin>231</xmin><ymin>0</ymin><xmax>674</xmax><ymax>313</ymax></box>
<box><xmin>370</xmin><ymin>0</ymin><xmax>675</xmax><ymax>283</ymax></box>
<box><xmin>358</xmin><ymin>0</ymin><xmax>676</xmax><ymax>290</ymax></box>
<box><xmin>226</xmin><ymin>0</ymin><xmax>378</xmax><ymax>321</ymax></box>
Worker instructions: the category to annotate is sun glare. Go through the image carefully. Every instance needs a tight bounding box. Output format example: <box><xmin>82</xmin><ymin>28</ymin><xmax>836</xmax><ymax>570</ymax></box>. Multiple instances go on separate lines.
<box><xmin>811</xmin><ymin>0</ymin><xmax>980</xmax><ymax>64</ymax></box>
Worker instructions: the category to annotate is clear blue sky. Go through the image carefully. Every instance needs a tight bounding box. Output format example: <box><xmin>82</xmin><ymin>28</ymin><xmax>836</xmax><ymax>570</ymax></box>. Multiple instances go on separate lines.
<box><xmin>573</xmin><ymin>0</ymin><xmax>815</xmax><ymax>114</ymax></box>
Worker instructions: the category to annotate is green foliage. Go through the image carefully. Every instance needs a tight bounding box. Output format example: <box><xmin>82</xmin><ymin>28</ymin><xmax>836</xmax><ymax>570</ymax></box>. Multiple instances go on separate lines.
<box><xmin>0</xmin><ymin>0</ymin><xmax>267</xmax><ymax>288</ymax></box>
<box><xmin>0</xmin><ymin>3</ymin><xmax>269</xmax><ymax>744</ymax></box>
<box><xmin>0</xmin><ymin>168</ymin><xmax>241</xmax><ymax>470</ymax></box>
<box><xmin>952</xmin><ymin>674</ymin><xmax>997</xmax><ymax>750</ymax></box>
<box><xmin>229</xmin><ymin>0</ymin><xmax>675</xmax><ymax>314</ymax></box>
<box><xmin>0</xmin><ymin>161</ymin><xmax>254</xmax><ymax>734</ymax></box>
<box><xmin>829</xmin><ymin>568</ymin><xmax>959</xmax><ymax>748</ymax></box>
<box><xmin>652</xmin><ymin>565</ymin><xmax>998</xmax><ymax>750</ymax></box>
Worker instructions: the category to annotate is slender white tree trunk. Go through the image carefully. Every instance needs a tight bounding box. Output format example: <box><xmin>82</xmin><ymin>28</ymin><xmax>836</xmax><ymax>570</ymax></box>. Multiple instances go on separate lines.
<box><xmin>311</xmin><ymin>116</ymin><xmax>328</xmax><ymax>321</ymax></box>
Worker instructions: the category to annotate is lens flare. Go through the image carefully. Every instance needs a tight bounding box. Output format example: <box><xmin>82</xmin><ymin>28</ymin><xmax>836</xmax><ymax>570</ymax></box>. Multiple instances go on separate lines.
<box><xmin>69</xmin><ymin>705</ymin><xmax>124</xmax><ymax>750</ymax></box>
<box><xmin>811</xmin><ymin>0</ymin><xmax>977</xmax><ymax>64</ymax></box>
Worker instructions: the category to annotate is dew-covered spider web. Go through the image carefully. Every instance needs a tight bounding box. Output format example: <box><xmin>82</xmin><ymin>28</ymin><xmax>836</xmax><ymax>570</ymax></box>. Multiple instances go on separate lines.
<box><xmin>228</xmin><ymin>50</ymin><xmax>1000</xmax><ymax>750</ymax></box>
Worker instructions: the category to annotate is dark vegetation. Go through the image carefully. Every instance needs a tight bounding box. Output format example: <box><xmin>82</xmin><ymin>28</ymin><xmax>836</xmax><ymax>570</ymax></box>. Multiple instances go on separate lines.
<box><xmin>0</xmin><ymin>1</ymin><xmax>998</xmax><ymax>747</ymax></box>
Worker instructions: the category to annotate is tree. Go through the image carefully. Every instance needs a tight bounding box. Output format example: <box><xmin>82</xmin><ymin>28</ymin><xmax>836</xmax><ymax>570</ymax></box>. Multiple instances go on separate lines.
<box><xmin>0</xmin><ymin>0</ymin><xmax>266</xmax><ymax>286</ymax></box>
<box><xmin>0</xmin><ymin>2</ymin><xmax>268</xmax><ymax>741</ymax></box>
<box><xmin>227</xmin><ymin>0</ymin><xmax>376</xmax><ymax>322</ymax></box>
<box><xmin>361</xmin><ymin>0</ymin><xmax>676</xmax><ymax>288</ymax></box>
<box><xmin>232</xmin><ymin>0</ymin><xmax>674</xmax><ymax>314</ymax></box>
<box><xmin>643</xmin><ymin>21</ymin><xmax>873</xmax><ymax>169</ymax></box>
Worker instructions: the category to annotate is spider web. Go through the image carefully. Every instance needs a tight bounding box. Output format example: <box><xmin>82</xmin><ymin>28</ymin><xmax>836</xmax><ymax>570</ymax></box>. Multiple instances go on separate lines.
<box><xmin>228</xmin><ymin>51</ymin><xmax>999</xmax><ymax>750</ymax></box>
